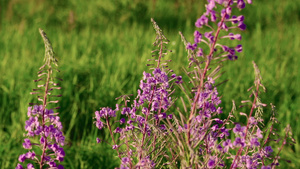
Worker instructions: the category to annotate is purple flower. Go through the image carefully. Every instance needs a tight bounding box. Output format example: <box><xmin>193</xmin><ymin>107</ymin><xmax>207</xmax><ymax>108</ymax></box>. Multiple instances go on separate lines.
<box><xmin>210</xmin><ymin>10</ymin><xmax>217</xmax><ymax>22</ymax></box>
<box><xmin>238</xmin><ymin>22</ymin><xmax>246</xmax><ymax>30</ymax></box>
<box><xmin>264</xmin><ymin>146</ymin><xmax>273</xmax><ymax>154</ymax></box>
<box><xmin>56</xmin><ymin>148</ymin><xmax>65</xmax><ymax>161</ymax></box>
<box><xmin>233</xmin><ymin>124</ymin><xmax>246</xmax><ymax>136</ymax></box>
<box><xmin>25</xmin><ymin>151</ymin><xmax>35</xmax><ymax>160</ymax></box>
<box><xmin>249</xmin><ymin>117</ymin><xmax>257</xmax><ymax>125</ymax></box>
<box><xmin>223</xmin><ymin>139</ymin><xmax>232</xmax><ymax>152</ymax></box>
<box><xmin>112</xmin><ymin>145</ymin><xmax>118</xmax><ymax>149</ymax></box>
<box><xmin>120</xmin><ymin>165</ymin><xmax>130</xmax><ymax>169</ymax></box>
<box><xmin>194</xmin><ymin>31</ymin><xmax>202</xmax><ymax>43</ymax></box>
<box><xmin>237</xmin><ymin>0</ymin><xmax>246</xmax><ymax>9</ymax></box>
<box><xmin>114</xmin><ymin>127</ymin><xmax>122</xmax><ymax>133</ymax></box>
<box><xmin>95</xmin><ymin>120</ymin><xmax>104</xmax><ymax>130</ymax></box>
<box><xmin>207</xmin><ymin>158</ymin><xmax>216</xmax><ymax>168</ymax></box>
<box><xmin>196</xmin><ymin>48</ymin><xmax>204</xmax><ymax>57</ymax></box>
<box><xmin>233</xmin><ymin>137</ymin><xmax>245</xmax><ymax>147</ymax></box>
<box><xmin>235</xmin><ymin>44</ymin><xmax>243</xmax><ymax>52</ymax></box>
<box><xmin>16</xmin><ymin>164</ymin><xmax>24</xmax><ymax>169</ymax></box>
<box><xmin>204</xmin><ymin>31</ymin><xmax>214</xmax><ymax>43</ymax></box>
<box><xmin>22</xmin><ymin>138</ymin><xmax>32</xmax><ymax>149</ymax></box>
<box><xmin>49</xmin><ymin>161</ymin><xmax>57</xmax><ymax>167</ymax></box>
<box><xmin>250</xmin><ymin>137</ymin><xmax>260</xmax><ymax>147</ymax></box>
<box><xmin>58</xmin><ymin>165</ymin><xmax>64</xmax><ymax>169</ymax></box>
<box><xmin>120</xmin><ymin>118</ymin><xmax>125</xmax><ymax>124</ymax></box>
<box><xmin>18</xmin><ymin>154</ymin><xmax>26</xmax><ymax>162</ymax></box>
<box><xmin>256</xmin><ymin>128</ymin><xmax>263</xmax><ymax>138</ymax></box>
<box><xmin>158</xmin><ymin>113</ymin><xmax>166</xmax><ymax>119</ymax></box>
<box><xmin>96</xmin><ymin>138</ymin><xmax>101</xmax><ymax>143</ymax></box>
<box><xmin>187</xmin><ymin>43</ymin><xmax>197</xmax><ymax>50</ymax></box>
<box><xmin>136</xmin><ymin>157</ymin><xmax>155</xmax><ymax>168</ymax></box>
<box><xmin>226</xmin><ymin>7</ymin><xmax>232</xmax><ymax>15</ymax></box>
<box><xmin>121</xmin><ymin>157</ymin><xmax>130</xmax><ymax>164</ymax></box>
<box><xmin>195</xmin><ymin>15</ymin><xmax>209</xmax><ymax>28</ymax></box>
<box><xmin>207</xmin><ymin>0</ymin><xmax>215</xmax><ymax>10</ymax></box>
<box><xmin>27</xmin><ymin>163</ymin><xmax>34</xmax><ymax>169</ymax></box>
<box><xmin>121</xmin><ymin>107</ymin><xmax>131</xmax><ymax>115</ymax></box>
<box><xmin>221</xmin><ymin>45</ymin><xmax>229</xmax><ymax>52</ymax></box>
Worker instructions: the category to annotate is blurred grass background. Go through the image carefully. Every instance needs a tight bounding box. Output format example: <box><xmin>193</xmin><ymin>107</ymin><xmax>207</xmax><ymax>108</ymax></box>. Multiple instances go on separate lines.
<box><xmin>0</xmin><ymin>0</ymin><xmax>299</xmax><ymax>168</ymax></box>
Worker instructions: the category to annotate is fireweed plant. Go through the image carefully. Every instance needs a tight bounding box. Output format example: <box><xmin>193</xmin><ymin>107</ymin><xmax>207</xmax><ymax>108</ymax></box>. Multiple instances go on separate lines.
<box><xmin>17</xmin><ymin>29</ymin><xmax>65</xmax><ymax>169</ymax></box>
<box><xmin>93</xmin><ymin>0</ymin><xmax>296</xmax><ymax>169</ymax></box>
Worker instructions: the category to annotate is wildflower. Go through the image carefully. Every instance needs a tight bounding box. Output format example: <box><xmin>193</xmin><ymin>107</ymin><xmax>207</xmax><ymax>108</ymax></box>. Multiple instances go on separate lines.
<box><xmin>22</xmin><ymin>139</ymin><xmax>32</xmax><ymax>149</ymax></box>
<box><xmin>207</xmin><ymin>158</ymin><xmax>216</xmax><ymax>168</ymax></box>
<box><xmin>233</xmin><ymin>124</ymin><xmax>246</xmax><ymax>137</ymax></box>
<box><xmin>233</xmin><ymin>137</ymin><xmax>245</xmax><ymax>147</ymax></box>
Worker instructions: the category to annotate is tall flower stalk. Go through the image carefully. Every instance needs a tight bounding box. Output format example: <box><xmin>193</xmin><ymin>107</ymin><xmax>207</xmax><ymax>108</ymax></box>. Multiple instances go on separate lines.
<box><xmin>94</xmin><ymin>19</ymin><xmax>182</xmax><ymax>168</ymax></box>
<box><xmin>17</xmin><ymin>29</ymin><xmax>65</xmax><ymax>169</ymax></box>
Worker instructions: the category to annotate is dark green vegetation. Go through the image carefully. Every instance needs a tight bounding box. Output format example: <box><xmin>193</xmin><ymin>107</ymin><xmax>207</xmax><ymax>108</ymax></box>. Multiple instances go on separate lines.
<box><xmin>0</xmin><ymin>0</ymin><xmax>299</xmax><ymax>168</ymax></box>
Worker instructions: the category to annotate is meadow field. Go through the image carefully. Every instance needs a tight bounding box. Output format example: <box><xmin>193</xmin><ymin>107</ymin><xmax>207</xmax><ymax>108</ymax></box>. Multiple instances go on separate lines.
<box><xmin>0</xmin><ymin>0</ymin><xmax>299</xmax><ymax>168</ymax></box>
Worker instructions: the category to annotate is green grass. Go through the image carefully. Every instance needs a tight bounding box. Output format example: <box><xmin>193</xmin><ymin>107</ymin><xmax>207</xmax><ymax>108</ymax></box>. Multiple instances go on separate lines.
<box><xmin>0</xmin><ymin>0</ymin><xmax>299</xmax><ymax>168</ymax></box>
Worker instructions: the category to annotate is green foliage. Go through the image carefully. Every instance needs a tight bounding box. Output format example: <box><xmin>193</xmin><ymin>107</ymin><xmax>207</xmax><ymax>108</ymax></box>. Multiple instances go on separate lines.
<box><xmin>0</xmin><ymin>0</ymin><xmax>299</xmax><ymax>168</ymax></box>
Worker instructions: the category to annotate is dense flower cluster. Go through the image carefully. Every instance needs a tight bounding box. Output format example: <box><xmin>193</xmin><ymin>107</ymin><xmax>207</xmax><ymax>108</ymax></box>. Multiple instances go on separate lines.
<box><xmin>94</xmin><ymin>68</ymin><xmax>181</xmax><ymax>168</ymax></box>
<box><xmin>17</xmin><ymin>105</ymin><xmax>65</xmax><ymax>169</ymax></box>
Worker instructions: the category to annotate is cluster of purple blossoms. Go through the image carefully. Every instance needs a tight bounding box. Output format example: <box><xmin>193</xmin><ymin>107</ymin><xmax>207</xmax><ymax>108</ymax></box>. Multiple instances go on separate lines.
<box><xmin>182</xmin><ymin>78</ymin><xmax>276</xmax><ymax>168</ymax></box>
<box><xmin>227</xmin><ymin>122</ymin><xmax>275</xmax><ymax>168</ymax></box>
<box><xmin>186</xmin><ymin>0</ymin><xmax>252</xmax><ymax>61</ymax></box>
<box><xmin>137</xmin><ymin>68</ymin><xmax>181</xmax><ymax>111</ymax></box>
<box><xmin>17</xmin><ymin>105</ymin><xmax>65</xmax><ymax>169</ymax></box>
<box><xmin>94</xmin><ymin>67</ymin><xmax>181</xmax><ymax>168</ymax></box>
